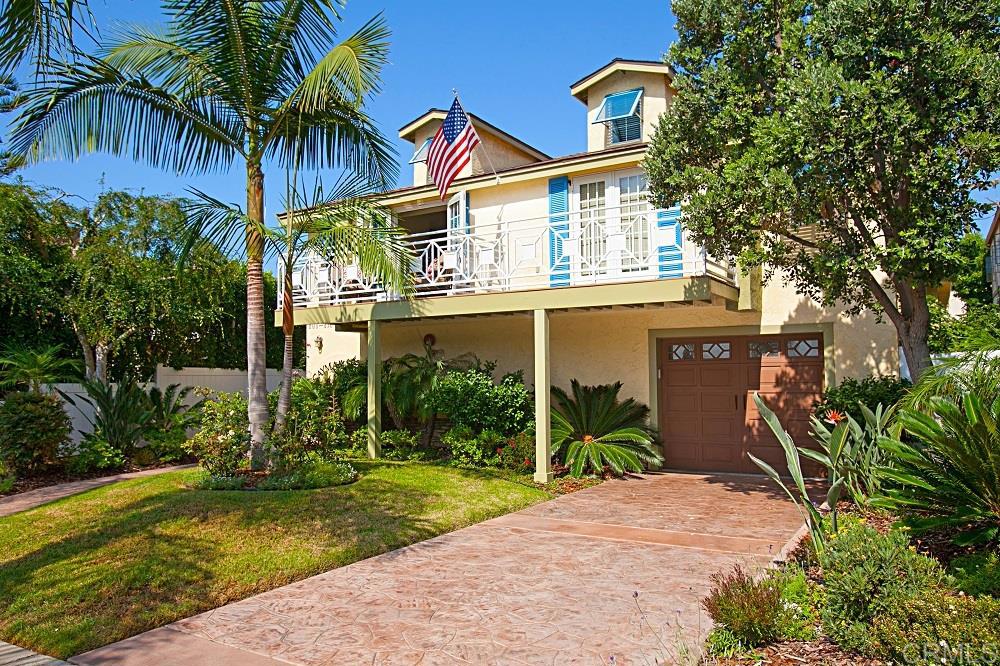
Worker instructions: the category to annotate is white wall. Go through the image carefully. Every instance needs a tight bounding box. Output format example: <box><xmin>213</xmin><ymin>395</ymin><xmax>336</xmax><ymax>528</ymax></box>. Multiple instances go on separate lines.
<box><xmin>53</xmin><ymin>366</ymin><xmax>283</xmax><ymax>443</ymax></box>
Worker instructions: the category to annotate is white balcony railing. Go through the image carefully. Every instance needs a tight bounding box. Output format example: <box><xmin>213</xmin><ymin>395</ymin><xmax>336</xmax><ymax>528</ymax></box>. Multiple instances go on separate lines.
<box><xmin>280</xmin><ymin>204</ymin><xmax>735</xmax><ymax>309</ymax></box>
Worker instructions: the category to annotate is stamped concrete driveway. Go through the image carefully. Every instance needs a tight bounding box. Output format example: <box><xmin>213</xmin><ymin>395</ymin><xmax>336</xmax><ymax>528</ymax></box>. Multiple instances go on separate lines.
<box><xmin>72</xmin><ymin>472</ymin><xmax>805</xmax><ymax>666</ymax></box>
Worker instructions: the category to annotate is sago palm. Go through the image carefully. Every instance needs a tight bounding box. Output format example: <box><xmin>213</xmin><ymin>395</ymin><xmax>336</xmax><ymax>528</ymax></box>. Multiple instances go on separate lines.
<box><xmin>10</xmin><ymin>1</ymin><xmax>397</xmax><ymax>469</ymax></box>
<box><xmin>0</xmin><ymin>344</ymin><xmax>81</xmax><ymax>393</ymax></box>
<box><xmin>550</xmin><ymin>380</ymin><xmax>663</xmax><ymax>477</ymax></box>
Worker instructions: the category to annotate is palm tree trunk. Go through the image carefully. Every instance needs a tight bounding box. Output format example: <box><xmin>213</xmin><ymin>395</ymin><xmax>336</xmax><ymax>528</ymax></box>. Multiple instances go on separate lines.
<box><xmin>275</xmin><ymin>248</ymin><xmax>295</xmax><ymax>428</ymax></box>
<box><xmin>246</xmin><ymin>160</ymin><xmax>269</xmax><ymax>470</ymax></box>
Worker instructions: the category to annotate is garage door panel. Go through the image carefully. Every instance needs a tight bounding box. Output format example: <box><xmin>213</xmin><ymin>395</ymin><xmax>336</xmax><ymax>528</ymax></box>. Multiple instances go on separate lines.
<box><xmin>658</xmin><ymin>334</ymin><xmax>824</xmax><ymax>475</ymax></box>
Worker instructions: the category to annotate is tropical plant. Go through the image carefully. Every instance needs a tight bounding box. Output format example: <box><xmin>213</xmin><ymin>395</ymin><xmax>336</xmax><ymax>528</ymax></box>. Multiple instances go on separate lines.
<box><xmin>10</xmin><ymin>1</ymin><xmax>398</xmax><ymax>469</ymax></box>
<box><xmin>0</xmin><ymin>0</ymin><xmax>94</xmax><ymax>76</ymax></box>
<box><xmin>145</xmin><ymin>383</ymin><xmax>202</xmax><ymax>433</ymax></box>
<box><xmin>0</xmin><ymin>344</ymin><xmax>80</xmax><ymax>393</ymax></box>
<box><xmin>0</xmin><ymin>391</ymin><xmax>70</xmax><ymax>473</ymax></box>
<box><xmin>186</xmin><ymin>172</ymin><xmax>412</xmax><ymax>429</ymax></box>
<box><xmin>550</xmin><ymin>380</ymin><xmax>662</xmax><ymax>478</ymax></box>
<box><xmin>65</xmin><ymin>378</ymin><xmax>153</xmax><ymax>458</ymax></box>
<box><xmin>807</xmin><ymin>403</ymin><xmax>900</xmax><ymax>505</ymax></box>
<box><xmin>873</xmin><ymin>394</ymin><xmax>1000</xmax><ymax>545</ymax></box>
<box><xmin>904</xmin><ymin>329</ymin><xmax>1000</xmax><ymax>410</ymax></box>
<box><xmin>749</xmin><ymin>392</ymin><xmax>844</xmax><ymax>553</ymax></box>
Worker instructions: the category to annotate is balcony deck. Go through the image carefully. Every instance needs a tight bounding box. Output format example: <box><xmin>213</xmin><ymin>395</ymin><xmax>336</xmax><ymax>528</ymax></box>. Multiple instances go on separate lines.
<box><xmin>281</xmin><ymin>204</ymin><xmax>736</xmax><ymax>317</ymax></box>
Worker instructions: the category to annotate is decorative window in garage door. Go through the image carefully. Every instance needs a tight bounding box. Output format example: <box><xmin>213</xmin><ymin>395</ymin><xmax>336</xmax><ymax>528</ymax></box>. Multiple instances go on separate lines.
<box><xmin>701</xmin><ymin>341</ymin><xmax>731</xmax><ymax>360</ymax></box>
<box><xmin>670</xmin><ymin>343</ymin><xmax>694</xmax><ymax>360</ymax></box>
<box><xmin>748</xmin><ymin>340</ymin><xmax>780</xmax><ymax>358</ymax></box>
<box><xmin>787</xmin><ymin>338</ymin><xmax>821</xmax><ymax>358</ymax></box>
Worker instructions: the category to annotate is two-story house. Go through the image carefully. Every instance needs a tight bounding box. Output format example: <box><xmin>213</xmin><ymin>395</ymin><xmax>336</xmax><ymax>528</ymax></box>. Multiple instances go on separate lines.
<box><xmin>283</xmin><ymin>58</ymin><xmax>898</xmax><ymax>481</ymax></box>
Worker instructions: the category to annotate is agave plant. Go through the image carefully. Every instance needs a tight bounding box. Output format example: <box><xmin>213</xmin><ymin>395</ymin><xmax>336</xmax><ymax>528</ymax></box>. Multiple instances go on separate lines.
<box><xmin>749</xmin><ymin>393</ymin><xmax>847</xmax><ymax>553</ymax></box>
<box><xmin>550</xmin><ymin>380</ymin><xmax>663</xmax><ymax>478</ymax></box>
<box><xmin>873</xmin><ymin>394</ymin><xmax>1000</xmax><ymax>545</ymax></box>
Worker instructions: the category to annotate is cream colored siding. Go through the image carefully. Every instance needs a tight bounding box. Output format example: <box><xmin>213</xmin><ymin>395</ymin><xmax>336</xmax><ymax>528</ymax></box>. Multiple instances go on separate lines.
<box><xmin>409</xmin><ymin>120</ymin><xmax>542</xmax><ymax>187</ymax></box>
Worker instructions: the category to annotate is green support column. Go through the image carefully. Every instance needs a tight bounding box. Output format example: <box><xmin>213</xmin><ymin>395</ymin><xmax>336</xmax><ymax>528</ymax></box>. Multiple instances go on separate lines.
<box><xmin>533</xmin><ymin>309</ymin><xmax>553</xmax><ymax>483</ymax></box>
<box><xmin>366</xmin><ymin>320</ymin><xmax>382</xmax><ymax>459</ymax></box>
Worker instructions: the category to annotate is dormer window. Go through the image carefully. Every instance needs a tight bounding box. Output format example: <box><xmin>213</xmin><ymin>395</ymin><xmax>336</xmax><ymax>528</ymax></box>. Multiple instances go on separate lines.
<box><xmin>594</xmin><ymin>88</ymin><xmax>643</xmax><ymax>145</ymax></box>
<box><xmin>408</xmin><ymin>137</ymin><xmax>432</xmax><ymax>164</ymax></box>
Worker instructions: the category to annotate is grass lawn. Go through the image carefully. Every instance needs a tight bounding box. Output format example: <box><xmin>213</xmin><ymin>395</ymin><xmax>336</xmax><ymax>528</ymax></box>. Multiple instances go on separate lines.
<box><xmin>0</xmin><ymin>461</ymin><xmax>551</xmax><ymax>658</ymax></box>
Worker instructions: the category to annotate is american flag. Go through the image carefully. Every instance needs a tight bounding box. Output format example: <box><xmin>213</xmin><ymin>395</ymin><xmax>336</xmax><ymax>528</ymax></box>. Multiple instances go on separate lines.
<box><xmin>427</xmin><ymin>98</ymin><xmax>481</xmax><ymax>199</ymax></box>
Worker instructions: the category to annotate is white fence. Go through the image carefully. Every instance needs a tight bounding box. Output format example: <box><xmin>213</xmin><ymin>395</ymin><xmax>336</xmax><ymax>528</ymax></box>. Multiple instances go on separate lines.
<box><xmin>54</xmin><ymin>366</ymin><xmax>283</xmax><ymax>443</ymax></box>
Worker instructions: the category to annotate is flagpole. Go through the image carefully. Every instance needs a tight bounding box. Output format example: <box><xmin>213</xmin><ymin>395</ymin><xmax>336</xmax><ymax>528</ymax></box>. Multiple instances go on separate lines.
<box><xmin>453</xmin><ymin>89</ymin><xmax>501</xmax><ymax>185</ymax></box>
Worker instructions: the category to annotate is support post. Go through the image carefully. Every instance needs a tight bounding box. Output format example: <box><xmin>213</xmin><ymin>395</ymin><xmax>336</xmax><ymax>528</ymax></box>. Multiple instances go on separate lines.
<box><xmin>366</xmin><ymin>320</ymin><xmax>382</xmax><ymax>459</ymax></box>
<box><xmin>533</xmin><ymin>309</ymin><xmax>553</xmax><ymax>483</ymax></box>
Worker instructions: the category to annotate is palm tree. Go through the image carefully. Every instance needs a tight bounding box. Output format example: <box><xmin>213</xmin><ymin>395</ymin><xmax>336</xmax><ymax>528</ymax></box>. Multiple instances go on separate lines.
<box><xmin>0</xmin><ymin>344</ymin><xmax>81</xmax><ymax>394</ymax></box>
<box><xmin>185</xmin><ymin>172</ymin><xmax>413</xmax><ymax>429</ymax></box>
<box><xmin>0</xmin><ymin>0</ymin><xmax>94</xmax><ymax>76</ymax></box>
<box><xmin>10</xmin><ymin>1</ymin><xmax>397</xmax><ymax>469</ymax></box>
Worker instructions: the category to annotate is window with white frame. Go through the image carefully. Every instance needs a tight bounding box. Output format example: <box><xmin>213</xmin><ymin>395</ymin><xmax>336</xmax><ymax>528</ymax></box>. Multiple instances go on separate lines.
<box><xmin>594</xmin><ymin>88</ymin><xmax>643</xmax><ymax>146</ymax></box>
<box><xmin>408</xmin><ymin>137</ymin><xmax>432</xmax><ymax>164</ymax></box>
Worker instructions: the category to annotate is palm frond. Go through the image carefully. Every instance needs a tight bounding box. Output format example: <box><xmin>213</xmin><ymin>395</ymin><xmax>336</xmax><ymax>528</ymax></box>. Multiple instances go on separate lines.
<box><xmin>9</xmin><ymin>55</ymin><xmax>243</xmax><ymax>174</ymax></box>
<box><xmin>0</xmin><ymin>0</ymin><xmax>95</xmax><ymax>76</ymax></box>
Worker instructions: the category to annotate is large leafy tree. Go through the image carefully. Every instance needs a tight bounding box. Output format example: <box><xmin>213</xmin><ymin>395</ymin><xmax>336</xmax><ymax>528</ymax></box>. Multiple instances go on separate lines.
<box><xmin>644</xmin><ymin>0</ymin><xmax>1000</xmax><ymax>377</ymax></box>
<box><xmin>9</xmin><ymin>0</ymin><xmax>397</xmax><ymax>468</ymax></box>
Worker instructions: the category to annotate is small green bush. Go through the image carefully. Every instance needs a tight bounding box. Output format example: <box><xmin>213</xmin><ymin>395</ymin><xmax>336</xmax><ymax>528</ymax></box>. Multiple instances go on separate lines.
<box><xmin>774</xmin><ymin>567</ymin><xmax>821</xmax><ymax>641</ymax></box>
<box><xmin>64</xmin><ymin>436</ymin><xmax>126</xmax><ymax>476</ymax></box>
<box><xmin>948</xmin><ymin>551</ymin><xmax>1000</xmax><ymax>598</ymax></box>
<box><xmin>256</xmin><ymin>460</ymin><xmax>357</xmax><ymax>490</ymax></box>
<box><xmin>0</xmin><ymin>460</ymin><xmax>14</xmax><ymax>493</ymax></box>
<box><xmin>185</xmin><ymin>392</ymin><xmax>250</xmax><ymax>476</ymax></box>
<box><xmin>346</xmin><ymin>428</ymin><xmax>434</xmax><ymax>461</ymax></box>
<box><xmin>704</xmin><ymin>627</ymin><xmax>752</xmax><ymax>659</ymax></box>
<box><xmin>813</xmin><ymin>375</ymin><xmax>910</xmax><ymax>422</ymax></box>
<box><xmin>443</xmin><ymin>426</ymin><xmax>504</xmax><ymax>467</ymax></box>
<box><xmin>0</xmin><ymin>391</ymin><xmax>71</xmax><ymax>474</ymax></box>
<box><xmin>703</xmin><ymin>564</ymin><xmax>784</xmax><ymax>649</ymax></box>
<box><xmin>497</xmin><ymin>432</ymin><xmax>534</xmax><ymax>471</ymax></box>
<box><xmin>190</xmin><ymin>474</ymin><xmax>247</xmax><ymax>490</ymax></box>
<box><xmin>141</xmin><ymin>426</ymin><xmax>189</xmax><ymax>463</ymax></box>
<box><xmin>871</xmin><ymin>588</ymin><xmax>1000</xmax><ymax>665</ymax></box>
<box><xmin>431</xmin><ymin>368</ymin><xmax>532</xmax><ymax>436</ymax></box>
<box><xmin>819</xmin><ymin>522</ymin><xmax>949</xmax><ymax>653</ymax></box>
<box><xmin>268</xmin><ymin>376</ymin><xmax>343</xmax><ymax>470</ymax></box>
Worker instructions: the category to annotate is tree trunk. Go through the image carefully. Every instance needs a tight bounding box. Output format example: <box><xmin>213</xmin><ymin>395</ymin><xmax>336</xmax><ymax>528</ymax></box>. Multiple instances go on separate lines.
<box><xmin>897</xmin><ymin>292</ymin><xmax>934</xmax><ymax>380</ymax></box>
<box><xmin>94</xmin><ymin>342</ymin><xmax>109</xmax><ymax>385</ymax></box>
<box><xmin>75</xmin><ymin>328</ymin><xmax>96</xmax><ymax>381</ymax></box>
<box><xmin>246</xmin><ymin>161</ymin><xmax>270</xmax><ymax>470</ymax></box>
<box><xmin>275</xmin><ymin>250</ymin><xmax>296</xmax><ymax>428</ymax></box>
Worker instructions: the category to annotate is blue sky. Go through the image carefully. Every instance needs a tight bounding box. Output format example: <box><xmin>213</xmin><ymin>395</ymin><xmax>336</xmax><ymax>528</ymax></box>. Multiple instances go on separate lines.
<box><xmin>4</xmin><ymin>0</ymin><xmax>997</xmax><ymax>232</ymax></box>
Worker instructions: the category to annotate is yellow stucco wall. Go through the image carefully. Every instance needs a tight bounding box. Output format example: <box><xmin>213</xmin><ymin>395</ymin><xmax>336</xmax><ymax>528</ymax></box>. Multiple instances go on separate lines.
<box><xmin>408</xmin><ymin>120</ymin><xmax>540</xmax><ymax>187</ymax></box>
<box><xmin>306</xmin><ymin>275</ymin><xmax>898</xmax><ymax>407</ymax></box>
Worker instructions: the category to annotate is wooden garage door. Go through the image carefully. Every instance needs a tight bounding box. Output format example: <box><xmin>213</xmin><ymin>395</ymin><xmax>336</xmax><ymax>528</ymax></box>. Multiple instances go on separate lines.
<box><xmin>657</xmin><ymin>334</ymin><xmax>824</xmax><ymax>474</ymax></box>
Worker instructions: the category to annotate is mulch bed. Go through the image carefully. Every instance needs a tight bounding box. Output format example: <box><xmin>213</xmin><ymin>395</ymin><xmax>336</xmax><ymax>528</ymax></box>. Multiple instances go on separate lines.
<box><xmin>710</xmin><ymin>640</ymin><xmax>884</xmax><ymax>665</ymax></box>
<box><xmin>0</xmin><ymin>461</ymin><xmax>186</xmax><ymax>498</ymax></box>
<box><xmin>538</xmin><ymin>475</ymin><xmax>603</xmax><ymax>495</ymax></box>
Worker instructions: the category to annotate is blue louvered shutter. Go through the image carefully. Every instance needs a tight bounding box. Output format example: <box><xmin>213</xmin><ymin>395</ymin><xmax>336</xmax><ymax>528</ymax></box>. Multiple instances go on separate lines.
<box><xmin>548</xmin><ymin>177</ymin><xmax>570</xmax><ymax>286</ymax></box>
<box><xmin>657</xmin><ymin>205</ymin><xmax>684</xmax><ymax>278</ymax></box>
<box><xmin>465</xmin><ymin>191</ymin><xmax>470</xmax><ymax>232</ymax></box>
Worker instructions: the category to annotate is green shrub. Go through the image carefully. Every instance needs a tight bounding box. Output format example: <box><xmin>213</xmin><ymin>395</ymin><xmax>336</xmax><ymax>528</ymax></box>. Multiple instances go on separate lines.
<box><xmin>703</xmin><ymin>564</ymin><xmax>784</xmax><ymax>649</ymax></box>
<box><xmin>346</xmin><ymin>428</ymin><xmax>434</xmax><ymax>461</ymax></box>
<box><xmin>431</xmin><ymin>368</ymin><xmax>532</xmax><ymax>436</ymax></box>
<box><xmin>819</xmin><ymin>522</ymin><xmax>948</xmax><ymax>653</ymax></box>
<box><xmin>948</xmin><ymin>551</ymin><xmax>1000</xmax><ymax>598</ymax></box>
<box><xmin>443</xmin><ymin>426</ymin><xmax>503</xmax><ymax>467</ymax></box>
<box><xmin>141</xmin><ymin>426</ymin><xmax>189</xmax><ymax>463</ymax></box>
<box><xmin>0</xmin><ymin>391</ymin><xmax>71</xmax><ymax>473</ymax></box>
<box><xmin>68</xmin><ymin>378</ymin><xmax>153</xmax><ymax>459</ymax></box>
<box><xmin>190</xmin><ymin>474</ymin><xmax>247</xmax><ymax>490</ymax></box>
<box><xmin>551</xmin><ymin>380</ymin><xmax>662</xmax><ymax>477</ymax></box>
<box><xmin>256</xmin><ymin>459</ymin><xmax>357</xmax><ymax>490</ymax></box>
<box><xmin>497</xmin><ymin>432</ymin><xmax>534</xmax><ymax>471</ymax></box>
<box><xmin>874</xmin><ymin>395</ymin><xmax>1000</xmax><ymax>544</ymax></box>
<box><xmin>813</xmin><ymin>375</ymin><xmax>910</xmax><ymax>422</ymax></box>
<box><xmin>704</xmin><ymin>627</ymin><xmax>752</xmax><ymax>659</ymax></box>
<box><xmin>774</xmin><ymin>567</ymin><xmax>821</xmax><ymax>641</ymax></box>
<box><xmin>268</xmin><ymin>377</ymin><xmax>343</xmax><ymax>470</ymax></box>
<box><xmin>0</xmin><ymin>460</ymin><xmax>14</xmax><ymax>493</ymax></box>
<box><xmin>317</xmin><ymin>359</ymin><xmax>366</xmax><ymax>421</ymax></box>
<box><xmin>64</xmin><ymin>436</ymin><xmax>126</xmax><ymax>475</ymax></box>
<box><xmin>870</xmin><ymin>588</ymin><xmax>1000</xmax><ymax>665</ymax></box>
<box><xmin>185</xmin><ymin>392</ymin><xmax>250</xmax><ymax>475</ymax></box>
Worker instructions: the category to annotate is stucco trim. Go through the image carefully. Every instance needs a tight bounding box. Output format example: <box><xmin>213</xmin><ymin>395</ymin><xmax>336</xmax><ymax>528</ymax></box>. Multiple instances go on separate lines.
<box><xmin>570</xmin><ymin>59</ymin><xmax>675</xmax><ymax>102</ymax></box>
<box><xmin>645</xmin><ymin>322</ymin><xmax>836</xmax><ymax>423</ymax></box>
<box><xmin>285</xmin><ymin>277</ymin><xmax>739</xmax><ymax>326</ymax></box>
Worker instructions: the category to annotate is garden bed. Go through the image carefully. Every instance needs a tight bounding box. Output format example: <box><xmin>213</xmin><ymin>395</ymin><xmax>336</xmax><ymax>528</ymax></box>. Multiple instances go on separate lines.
<box><xmin>711</xmin><ymin>639</ymin><xmax>884</xmax><ymax>665</ymax></box>
<box><xmin>0</xmin><ymin>460</ymin><xmax>188</xmax><ymax>498</ymax></box>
